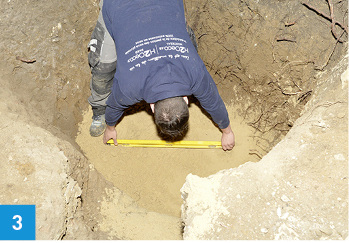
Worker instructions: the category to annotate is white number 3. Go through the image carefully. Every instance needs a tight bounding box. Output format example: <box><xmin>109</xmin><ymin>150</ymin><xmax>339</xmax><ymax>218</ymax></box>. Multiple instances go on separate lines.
<box><xmin>12</xmin><ymin>215</ymin><xmax>23</xmax><ymax>230</ymax></box>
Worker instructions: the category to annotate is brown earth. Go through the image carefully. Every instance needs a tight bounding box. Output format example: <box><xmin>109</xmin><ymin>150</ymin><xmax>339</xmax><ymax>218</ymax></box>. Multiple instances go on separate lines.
<box><xmin>181</xmin><ymin>54</ymin><xmax>348</xmax><ymax>240</ymax></box>
<box><xmin>0</xmin><ymin>0</ymin><xmax>347</xmax><ymax>240</ymax></box>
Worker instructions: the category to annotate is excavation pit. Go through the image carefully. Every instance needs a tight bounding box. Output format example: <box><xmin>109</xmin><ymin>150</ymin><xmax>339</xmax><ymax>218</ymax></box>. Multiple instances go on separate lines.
<box><xmin>0</xmin><ymin>0</ymin><xmax>347</xmax><ymax>240</ymax></box>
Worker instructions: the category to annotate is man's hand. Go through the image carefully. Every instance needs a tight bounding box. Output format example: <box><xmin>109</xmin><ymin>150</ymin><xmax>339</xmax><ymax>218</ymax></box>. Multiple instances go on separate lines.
<box><xmin>103</xmin><ymin>124</ymin><xmax>117</xmax><ymax>145</ymax></box>
<box><xmin>221</xmin><ymin>124</ymin><xmax>235</xmax><ymax>151</ymax></box>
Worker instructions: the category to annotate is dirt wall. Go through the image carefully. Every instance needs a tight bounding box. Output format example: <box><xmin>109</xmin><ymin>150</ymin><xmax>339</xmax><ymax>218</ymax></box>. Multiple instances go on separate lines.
<box><xmin>185</xmin><ymin>0</ymin><xmax>348</xmax><ymax>151</ymax></box>
<box><xmin>181</xmin><ymin>55</ymin><xmax>348</xmax><ymax>240</ymax></box>
<box><xmin>0</xmin><ymin>0</ymin><xmax>97</xmax><ymax>140</ymax></box>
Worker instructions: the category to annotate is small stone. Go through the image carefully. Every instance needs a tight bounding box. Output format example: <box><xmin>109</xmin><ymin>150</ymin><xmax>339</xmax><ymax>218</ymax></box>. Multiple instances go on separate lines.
<box><xmin>89</xmin><ymin>164</ymin><xmax>95</xmax><ymax>170</ymax></box>
<box><xmin>52</xmin><ymin>37</ymin><xmax>60</xmax><ymax>42</ymax></box>
<box><xmin>281</xmin><ymin>195</ymin><xmax>291</xmax><ymax>202</ymax></box>
<box><xmin>261</xmin><ymin>228</ymin><xmax>268</xmax><ymax>233</ymax></box>
<box><xmin>277</xmin><ymin>207</ymin><xmax>282</xmax><ymax>217</ymax></box>
<box><xmin>319</xmin><ymin>225</ymin><xmax>333</xmax><ymax>235</ymax></box>
<box><xmin>281</xmin><ymin>212</ymin><xmax>289</xmax><ymax>219</ymax></box>
<box><xmin>337</xmin><ymin>112</ymin><xmax>345</xmax><ymax>118</ymax></box>
<box><xmin>334</xmin><ymin>154</ymin><xmax>345</xmax><ymax>161</ymax></box>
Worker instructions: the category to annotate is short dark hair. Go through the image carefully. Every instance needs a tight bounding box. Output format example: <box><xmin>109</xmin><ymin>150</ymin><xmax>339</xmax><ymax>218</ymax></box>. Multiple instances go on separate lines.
<box><xmin>154</xmin><ymin>97</ymin><xmax>189</xmax><ymax>139</ymax></box>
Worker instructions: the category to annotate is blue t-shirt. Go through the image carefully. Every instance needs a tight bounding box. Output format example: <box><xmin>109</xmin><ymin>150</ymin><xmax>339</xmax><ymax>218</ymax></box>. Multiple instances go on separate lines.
<box><xmin>103</xmin><ymin>0</ymin><xmax>230</xmax><ymax>129</ymax></box>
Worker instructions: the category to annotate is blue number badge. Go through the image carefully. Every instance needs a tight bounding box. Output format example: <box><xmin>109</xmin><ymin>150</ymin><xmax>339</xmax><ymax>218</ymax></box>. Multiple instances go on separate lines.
<box><xmin>0</xmin><ymin>205</ymin><xmax>35</xmax><ymax>240</ymax></box>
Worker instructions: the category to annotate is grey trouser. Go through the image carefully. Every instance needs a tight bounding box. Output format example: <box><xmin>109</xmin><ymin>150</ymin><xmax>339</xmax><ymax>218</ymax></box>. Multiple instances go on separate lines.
<box><xmin>87</xmin><ymin>0</ymin><xmax>198</xmax><ymax>117</ymax></box>
<box><xmin>87</xmin><ymin>0</ymin><xmax>117</xmax><ymax>117</ymax></box>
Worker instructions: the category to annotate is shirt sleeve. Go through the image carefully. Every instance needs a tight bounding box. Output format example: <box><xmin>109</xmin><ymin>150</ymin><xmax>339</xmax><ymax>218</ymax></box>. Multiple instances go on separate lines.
<box><xmin>105</xmin><ymin>84</ymin><xmax>132</xmax><ymax>126</ymax></box>
<box><xmin>105</xmin><ymin>98</ymin><xmax>127</xmax><ymax>126</ymax></box>
<box><xmin>192</xmin><ymin>68</ymin><xmax>230</xmax><ymax>129</ymax></box>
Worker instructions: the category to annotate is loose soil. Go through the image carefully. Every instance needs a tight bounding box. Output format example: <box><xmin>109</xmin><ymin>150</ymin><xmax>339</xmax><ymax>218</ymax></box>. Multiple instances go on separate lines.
<box><xmin>0</xmin><ymin>0</ymin><xmax>347</xmax><ymax>240</ymax></box>
<box><xmin>76</xmin><ymin>103</ymin><xmax>261</xmax><ymax>217</ymax></box>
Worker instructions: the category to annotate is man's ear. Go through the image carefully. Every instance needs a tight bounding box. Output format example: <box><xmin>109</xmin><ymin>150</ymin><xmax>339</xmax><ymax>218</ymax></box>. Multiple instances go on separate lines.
<box><xmin>150</xmin><ymin>103</ymin><xmax>155</xmax><ymax>113</ymax></box>
<box><xmin>183</xmin><ymin>96</ymin><xmax>189</xmax><ymax>105</ymax></box>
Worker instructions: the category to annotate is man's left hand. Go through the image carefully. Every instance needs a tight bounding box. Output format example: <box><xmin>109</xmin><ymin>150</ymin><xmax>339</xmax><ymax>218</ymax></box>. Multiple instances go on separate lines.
<box><xmin>221</xmin><ymin>125</ymin><xmax>235</xmax><ymax>151</ymax></box>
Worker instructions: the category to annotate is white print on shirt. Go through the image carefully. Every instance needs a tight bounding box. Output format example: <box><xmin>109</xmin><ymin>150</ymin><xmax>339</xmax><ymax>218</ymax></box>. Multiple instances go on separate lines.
<box><xmin>127</xmin><ymin>48</ymin><xmax>157</xmax><ymax>63</ymax></box>
<box><xmin>125</xmin><ymin>34</ymin><xmax>190</xmax><ymax>72</ymax></box>
<box><xmin>158</xmin><ymin>45</ymin><xmax>188</xmax><ymax>53</ymax></box>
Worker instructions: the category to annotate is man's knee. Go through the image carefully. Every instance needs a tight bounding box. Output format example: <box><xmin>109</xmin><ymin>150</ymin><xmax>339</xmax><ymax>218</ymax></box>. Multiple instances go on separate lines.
<box><xmin>92</xmin><ymin>60</ymin><xmax>116</xmax><ymax>75</ymax></box>
<box><xmin>91</xmin><ymin>76</ymin><xmax>113</xmax><ymax>95</ymax></box>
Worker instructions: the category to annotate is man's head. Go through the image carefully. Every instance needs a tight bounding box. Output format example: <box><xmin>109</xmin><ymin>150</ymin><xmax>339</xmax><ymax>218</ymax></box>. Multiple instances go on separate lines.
<box><xmin>150</xmin><ymin>96</ymin><xmax>189</xmax><ymax>139</ymax></box>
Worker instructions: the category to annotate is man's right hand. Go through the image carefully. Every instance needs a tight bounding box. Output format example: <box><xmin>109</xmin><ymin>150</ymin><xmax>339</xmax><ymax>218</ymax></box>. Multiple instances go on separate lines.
<box><xmin>103</xmin><ymin>125</ymin><xmax>117</xmax><ymax>145</ymax></box>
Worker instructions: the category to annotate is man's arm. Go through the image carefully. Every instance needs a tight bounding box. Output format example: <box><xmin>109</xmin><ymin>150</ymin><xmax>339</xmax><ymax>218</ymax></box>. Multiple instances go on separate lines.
<box><xmin>103</xmin><ymin>86</ymin><xmax>133</xmax><ymax>144</ymax></box>
<box><xmin>103</xmin><ymin>104</ymin><xmax>121</xmax><ymax>145</ymax></box>
<box><xmin>192</xmin><ymin>68</ymin><xmax>230</xmax><ymax>128</ymax></box>
<box><xmin>192</xmin><ymin>68</ymin><xmax>235</xmax><ymax>150</ymax></box>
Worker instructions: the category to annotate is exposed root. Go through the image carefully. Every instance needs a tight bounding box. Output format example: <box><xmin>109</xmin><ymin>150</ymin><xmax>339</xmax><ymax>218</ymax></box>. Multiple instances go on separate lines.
<box><xmin>316</xmin><ymin>29</ymin><xmax>346</xmax><ymax>71</ymax></box>
<box><xmin>302</xmin><ymin>0</ymin><xmax>348</xmax><ymax>42</ymax></box>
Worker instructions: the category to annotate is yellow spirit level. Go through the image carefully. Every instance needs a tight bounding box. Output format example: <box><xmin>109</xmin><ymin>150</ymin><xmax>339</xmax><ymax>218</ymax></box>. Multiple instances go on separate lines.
<box><xmin>107</xmin><ymin>139</ymin><xmax>222</xmax><ymax>149</ymax></box>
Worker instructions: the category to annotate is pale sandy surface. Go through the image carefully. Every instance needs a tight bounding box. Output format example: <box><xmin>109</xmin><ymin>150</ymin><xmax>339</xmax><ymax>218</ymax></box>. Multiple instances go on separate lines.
<box><xmin>76</xmin><ymin>102</ymin><xmax>260</xmax><ymax>217</ymax></box>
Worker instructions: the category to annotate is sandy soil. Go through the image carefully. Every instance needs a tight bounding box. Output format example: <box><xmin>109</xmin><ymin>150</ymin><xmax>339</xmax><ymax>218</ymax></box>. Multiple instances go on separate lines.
<box><xmin>76</xmin><ymin>102</ymin><xmax>261</xmax><ymax>217</ymax></box>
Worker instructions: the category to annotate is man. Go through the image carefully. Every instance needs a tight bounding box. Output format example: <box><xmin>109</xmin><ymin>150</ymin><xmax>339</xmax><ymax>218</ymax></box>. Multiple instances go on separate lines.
<box><xmin>87</xmin><ymin>0</ymin><xmax>235</xmax><ymax>151</ymax></box>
